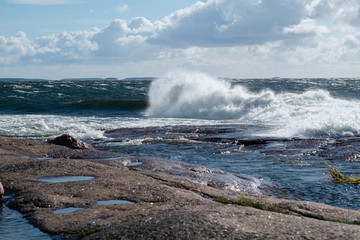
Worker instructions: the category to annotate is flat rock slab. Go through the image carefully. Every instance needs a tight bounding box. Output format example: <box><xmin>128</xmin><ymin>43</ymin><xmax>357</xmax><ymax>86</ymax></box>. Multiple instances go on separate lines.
<box><xmin>1</xmin><ymin>136</ymin><xmax>360</xmax><ymax>239</ymax></box>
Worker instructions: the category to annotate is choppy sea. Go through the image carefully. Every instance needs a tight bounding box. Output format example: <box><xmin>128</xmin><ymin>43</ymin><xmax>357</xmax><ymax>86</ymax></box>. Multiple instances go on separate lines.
<box><xmin>1</xmin><ymin>70</ymin><xmax>360</xmax><ymax>238</ymax></box>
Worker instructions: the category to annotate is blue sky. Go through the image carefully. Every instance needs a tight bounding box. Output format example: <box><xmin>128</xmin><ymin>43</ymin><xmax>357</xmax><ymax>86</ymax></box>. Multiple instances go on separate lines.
<box><xmin>0</xmin><ymin>0</ymin><xmax>197</xmax><ymax>38</ymax></box>
<box><xmin>1</xmin><ymin>0</ymin><xmax>360</xmax><ymax>79</ymax></box>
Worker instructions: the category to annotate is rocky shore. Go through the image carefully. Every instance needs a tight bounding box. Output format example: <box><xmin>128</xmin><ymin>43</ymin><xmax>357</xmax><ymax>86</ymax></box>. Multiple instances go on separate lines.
<box><xmin>1</xmin><ymin>135</ymin><xmax>360</xmax><ymax>239</ymax></box>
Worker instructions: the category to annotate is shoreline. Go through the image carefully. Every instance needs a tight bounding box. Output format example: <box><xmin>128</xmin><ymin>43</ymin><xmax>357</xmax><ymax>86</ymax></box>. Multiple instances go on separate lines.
<box><xmin>1</xmin><ymin>135</ymin><xmax>360</xmax><ymax>239</ymax></box>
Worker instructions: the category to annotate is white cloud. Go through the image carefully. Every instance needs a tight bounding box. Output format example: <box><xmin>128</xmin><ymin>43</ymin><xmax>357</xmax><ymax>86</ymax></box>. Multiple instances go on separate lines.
<box><xmin>283</xmin><ymin>18</ymin><xmax>329</xmax><ymax>35</ymax></box>
<box><xmin>115</xmin><ymin>4</ymin><xmax>129</xmax><ymax>14</ymax></box>
<box><xmin>149</xmin><ymin>0</ymin><xmax>306</xmax><ymax>47</ymax></box>
<box><xmin>305</xmin><ymin>0</ymin><xmax>335</xmax><ymax>18</ymax></box>
<box><xmin>305</xmin><ymin>0</ymin><xmax>360</xmax><ymax>28</ymax></box>
<box><xmin>0</xmin><ymin>31</ymin><xmax>36</xmax><ymax>64</ymax></box>
<box><xmin>89</xmin><ymin>17</ymin><xmax>159</xmax><ymax>60</ymax></box>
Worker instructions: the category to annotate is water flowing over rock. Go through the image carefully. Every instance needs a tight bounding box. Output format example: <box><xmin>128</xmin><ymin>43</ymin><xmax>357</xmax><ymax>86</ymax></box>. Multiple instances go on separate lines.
<box><xmin>48</xmin><ymin>134</ymin><xmax>94</xmax><ymax>150</ymax></box>
<box><xmin>134</xmin><ymin>157</ymin><xmax>263</xmax><ymax>194</ymax></box>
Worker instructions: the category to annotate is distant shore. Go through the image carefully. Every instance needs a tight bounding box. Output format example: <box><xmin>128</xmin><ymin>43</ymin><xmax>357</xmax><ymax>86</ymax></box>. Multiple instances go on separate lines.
<box><xmin>1</xmin><ymin>135</ymin><xmax>360</xmax><ymax>239</ymax></box>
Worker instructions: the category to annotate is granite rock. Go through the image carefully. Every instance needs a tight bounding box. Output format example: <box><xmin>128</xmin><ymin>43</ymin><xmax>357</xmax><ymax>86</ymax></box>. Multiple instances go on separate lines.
<box><xmin>48</xmin><ymin>134</ymin><xmax>94</xmax><ymax>150</ymax></box>
<box><xmin>1</xmin><ymin>136</ymin><xmax>360</xmax><ymax>240</ymax></box>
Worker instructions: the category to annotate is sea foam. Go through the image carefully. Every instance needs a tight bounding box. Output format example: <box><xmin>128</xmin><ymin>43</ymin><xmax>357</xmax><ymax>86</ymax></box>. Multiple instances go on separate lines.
<box><xmin>147</xmin><ymin>71</ymin><xmax>360</xmax><ymax>138</ymax></box>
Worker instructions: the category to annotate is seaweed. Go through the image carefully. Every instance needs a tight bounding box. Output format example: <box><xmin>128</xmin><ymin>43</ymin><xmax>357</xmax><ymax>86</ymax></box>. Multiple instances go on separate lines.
<box><xmin>327</xmin><ymin>217</ymin><xmax>360</xmax><ymax>225</ymax></box>
<box><xmin>324</xmin><ymin>162</ymin><xmax>360</xmax><ymax>184</ymax></box>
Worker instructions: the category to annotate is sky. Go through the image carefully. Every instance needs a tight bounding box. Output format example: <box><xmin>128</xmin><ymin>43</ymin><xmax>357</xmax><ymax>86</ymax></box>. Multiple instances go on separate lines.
<box><xmin>1</xmin><ymin>0</ymin><xmax>360</xmax><ymax>79</ymax></box>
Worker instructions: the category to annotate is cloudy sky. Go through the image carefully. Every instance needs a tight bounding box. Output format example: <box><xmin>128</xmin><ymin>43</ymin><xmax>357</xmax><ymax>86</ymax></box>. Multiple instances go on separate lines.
<box><xmin>1</xmin><ymin>0</ymin><xmax>360</xmax><ymax>79</ymax></box>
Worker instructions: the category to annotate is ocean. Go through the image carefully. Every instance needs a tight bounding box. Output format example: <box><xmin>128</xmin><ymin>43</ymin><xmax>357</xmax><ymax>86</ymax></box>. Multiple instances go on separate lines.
<box><xmin>1</xmin><ymin>71</ymin><xmax>360</xmax><ymax>212</ymax></box>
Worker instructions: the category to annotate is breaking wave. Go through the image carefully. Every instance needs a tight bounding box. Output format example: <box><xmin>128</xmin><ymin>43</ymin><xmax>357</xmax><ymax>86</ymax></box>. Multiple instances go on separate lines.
<box><xmin>146</xmin><ymin>71</ymin><xmax>360</xmax><ymax>138</ymax></box>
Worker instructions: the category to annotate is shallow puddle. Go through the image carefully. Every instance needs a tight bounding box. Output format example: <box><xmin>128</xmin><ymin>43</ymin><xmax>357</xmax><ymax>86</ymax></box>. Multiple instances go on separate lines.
<box><xmin>1</xmin><ymin>154</ymin><xmax>52</xmax><ymax>160</ymax></box>
<box><xmin>96</xmin><ymin>200</ymin><xmax>135</xmax><ymax>205</ymax></box>
<box><xmin>37</xmin><ymin>176</ymin><xmax>95</xmax><ymax>183</ymax></box>
<box><xmin>98</xmin><ymin>156</ymin><xmax>125</xmax><ymax>160</ymax></box>
<box><xmin>52</xmin><ymin>207</ymin><xmax>84</xmax><ymax>214</ymax></box>
<box><xmin>127</xmin><ymin>161</ymin><xmax>143</xmax><ymax>167</ymax></box>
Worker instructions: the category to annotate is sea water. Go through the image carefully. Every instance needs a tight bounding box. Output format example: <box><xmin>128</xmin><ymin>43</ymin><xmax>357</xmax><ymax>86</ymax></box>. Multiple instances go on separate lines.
<box><xmin>0</xmin><ymin>197</ymin><xmax>56</xmax><ymax>239</ymax></box>
<box><xmin>1</xmin><ymin>71</ymin><xmax>360</xmax><ymax>236</ymax></box>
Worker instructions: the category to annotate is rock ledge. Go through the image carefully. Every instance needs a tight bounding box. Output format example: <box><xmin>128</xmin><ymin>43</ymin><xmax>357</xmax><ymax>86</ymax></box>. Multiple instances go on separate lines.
<box><xmin>1</xmin><ymin>136</ymin><xmax>360</xmax><ymax>240</ymax></box>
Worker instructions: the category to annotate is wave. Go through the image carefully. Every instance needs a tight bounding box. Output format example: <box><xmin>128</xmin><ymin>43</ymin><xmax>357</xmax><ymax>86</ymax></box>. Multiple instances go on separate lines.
<box><xmin>0</xmin><ymin>114</ymin><xmax>219</xmax><ymax>141</ymax></box>
<box><xmin>146</xmin><ymin>71</ymin><xmax>360</xmax><ymax>138</ymax></box>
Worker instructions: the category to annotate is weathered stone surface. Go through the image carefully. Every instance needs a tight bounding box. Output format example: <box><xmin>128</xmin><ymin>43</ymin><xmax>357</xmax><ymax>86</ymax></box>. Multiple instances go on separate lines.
<box><xmin>1</xmin><ymin>136</ymin><xmax>360</xmax><ymax>240</ymax></box>
<box><xmin>48</xmin><ymin>134</ymin><xmax>94</xmax><ymax>150</ymax></box>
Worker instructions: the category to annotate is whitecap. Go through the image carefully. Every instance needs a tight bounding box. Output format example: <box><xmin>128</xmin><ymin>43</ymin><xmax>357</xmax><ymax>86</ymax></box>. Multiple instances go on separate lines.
<box><xmin>146</xmin><ymin>70</ymin><xmax>360</xmax><ymax>138</ymax></box>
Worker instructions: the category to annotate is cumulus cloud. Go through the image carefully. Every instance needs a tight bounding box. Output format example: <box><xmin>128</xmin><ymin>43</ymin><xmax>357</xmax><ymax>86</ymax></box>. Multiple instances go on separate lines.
<box><xmin>283</xmin><ymin>18</ymin><xmax>328</xmax><ymax>35</ymax></box>
<box><xmin>305</xmin><ymin>0</ymin><xmax>335</xmax><ymax>18</ymax></box>
<box><xmin>90</xmin><ymin>17</ymin><xmax>159</xmax><ymax>60</ymax></box>
<box><xmin>0</xmin><ymin>31</ymin><xmax>36</xmax><ymax>64</ymax></box>
<box><xmin>305</xmin><ymin>0</ymin><xmax>360</xmax><ymax>27</ymax></box>
<box><xmin>1</xmin><ymin>0</ymin><xmax>360</xmax><ymax>69</ymax></box>
<box><xmin>149</xmin><ymin>0</ymin><xmax>307</xmax><ymax>47</ymax></box>
<box><xmin>0</xmin><ymin>16</ymin><xmax>163</xmax><ymax>65</ymax></box>
<box><xmin>0</xmin><ymin>29</ymin><xmax>101</xmax><ymax>64</ymax></box>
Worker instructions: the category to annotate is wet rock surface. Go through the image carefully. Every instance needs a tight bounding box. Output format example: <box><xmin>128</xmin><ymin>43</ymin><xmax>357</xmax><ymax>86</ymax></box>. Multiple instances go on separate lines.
<box><xmin>48</xmin><ymin>134</ymin><xmax>95</xmax><ymax>150</ymax></box>
<box><xmin>103</xmin><ymin>124</ymin><xmax>360</xmax><ymax>160</ymax></box>
<box><xmin>317</xmin><ymin>138</ymin><xmax>360</xmax><ymax>161</ymax></box>
<box><xmin>1</xmin><ymin>135</ymin><xmax>360</xmax><ymax>239</ymax></box>
<box><xmin>133</xmin><ymin>157</ymin><xmax>263</xmax><ymax>194</ymax></box>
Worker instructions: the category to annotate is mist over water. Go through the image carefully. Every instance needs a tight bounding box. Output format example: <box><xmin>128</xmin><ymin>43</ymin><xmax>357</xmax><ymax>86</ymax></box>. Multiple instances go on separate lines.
<box><xmin>147</xmin><ymin>71</ymin><xmax>360</xmax><ymax>138</ymax></box>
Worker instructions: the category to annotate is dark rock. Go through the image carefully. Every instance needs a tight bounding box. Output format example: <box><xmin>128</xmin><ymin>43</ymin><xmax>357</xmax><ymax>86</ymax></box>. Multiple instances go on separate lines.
<box><xmin>48</xmin><ymin>134</ymin><xmax>94</xmax><ymax>150</ymax></box>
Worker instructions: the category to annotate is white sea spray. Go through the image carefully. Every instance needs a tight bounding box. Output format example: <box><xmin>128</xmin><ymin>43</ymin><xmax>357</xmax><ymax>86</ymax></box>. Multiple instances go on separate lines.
<box><xmin>147</xmin><ymin>70</ymin><xmax>360</xmax><ymax>138</ymax></box>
